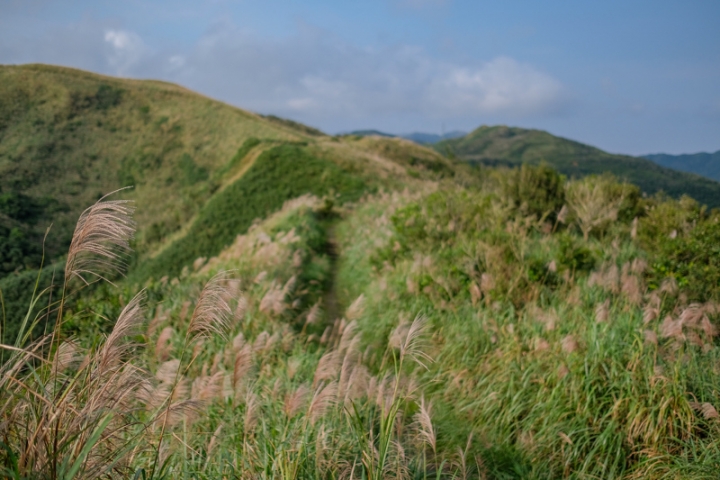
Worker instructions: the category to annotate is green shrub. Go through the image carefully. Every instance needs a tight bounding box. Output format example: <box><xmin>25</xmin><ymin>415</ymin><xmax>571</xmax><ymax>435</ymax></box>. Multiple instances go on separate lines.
<box><xmin>649</xmin><ymin>214</ymin><xmax>720</xmax><ymax>301</ymax></box>
<box><xmin>0</xmin><ymin>265</ymin><xmax>61</xmax><ymax>346</ymax></box>
<box><xmin>566</xmin><ymin>174</ymin><xmax>637</xmax><ymax>240</ymax></box>
<box><xmin>134</xmin><ymin>144</ymin><xmax>367</xmax><ymax>280</ymax></box>
<box><xmin>178</xmin><ymin>153</ymin><xmax>209</xmax><ymax>185</ymax></box>
<box><xmin>500</xmin><ymin>163</ymin><xmax>565</xmax><ymax>222</ymax></box>
<box><xmin>638</xmin><ymin>195</ymin><xmax>705</xmax><ymax>251</ymax></box>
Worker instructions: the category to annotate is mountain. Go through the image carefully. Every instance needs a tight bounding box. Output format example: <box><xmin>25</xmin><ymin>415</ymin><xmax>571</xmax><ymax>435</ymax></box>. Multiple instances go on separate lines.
<box><xmin>0</xmin><ymin>64</ymin><xmax>460</xmax><ymax>280</ymax></box>
<box><xmin>437</xmin><ymin>125</ymin><xmax>720</xmax><ymax>208</ymax></box>
<box><xmin>346</xmin><ymin>130</ymin><xmax>466</xmax><ymax>144</ymax></box>
<box><xmin>644</xmin><ymin>150</ymin><xmax>720</xmax><ymax>182</ymax></box>
<box><xmin>401</xmin><ymin>130</ymin><xmax>466</xmax><ymax>144</ymax></box>
<box><xmin>346</xmin><ymin>129</ymin><xmax>395</xmax><ymax>138</ymax></box>
<box><xmin>5</xmin><ymin>65</ymin><xmax>720</xmax><ymax>478</ymax></box>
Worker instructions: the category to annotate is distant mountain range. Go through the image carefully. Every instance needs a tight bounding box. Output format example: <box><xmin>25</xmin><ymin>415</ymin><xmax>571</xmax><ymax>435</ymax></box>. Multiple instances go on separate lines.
<box><xmin>347</xmin><ymin>129</ymin><xmax>467</xmax><ymax>144</ymax></box>
<box><xmin>643</xmin><ymin>151</ymin><xmax>720</xmax><ymax>182</ymax></box>
<box><xmin>436</xmin><ymin>125</ymin><xmax>720</xmax><ymax>209</ymax></box>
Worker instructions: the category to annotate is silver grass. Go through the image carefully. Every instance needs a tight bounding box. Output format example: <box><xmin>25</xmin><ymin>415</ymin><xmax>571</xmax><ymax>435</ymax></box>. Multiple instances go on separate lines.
<box><xmin>65</xmin><ymin>189</ymin><xmax>136</xmax><ymax>286</ymax></box>
<box><xmin>414</xmin><ymin>396</ymin><xmax>436</xmax><ymax>453</ymax></box>
<box><xmin>398</xmin><ymin>315</ymin><xmax>433</xmax><ymax>370</ymax></box>
<box><xmin>188</xmin><ymin>271</ymin><xmax>233</xmax><ymax>342</ymax></box>
<box><xmin>97</xmin><ymin>291</ymin><xmax>145</xmax><ymax>374</ymax></box>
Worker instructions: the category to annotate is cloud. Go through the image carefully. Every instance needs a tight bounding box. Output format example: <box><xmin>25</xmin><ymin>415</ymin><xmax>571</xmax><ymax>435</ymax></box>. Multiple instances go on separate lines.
<box><xmin>0</xmin><ymin>20</ymin><xmax>569</xmax><ymax>130</ymax></box>
<box><xmin>426</xmin><ymin>57</ymin><xmax>566</xmax><ymax>116</ymax></box>
<box><xmin>104</xmin><ymin>29</ymin><xmax>146</xmax><ymax>75</ymax></box>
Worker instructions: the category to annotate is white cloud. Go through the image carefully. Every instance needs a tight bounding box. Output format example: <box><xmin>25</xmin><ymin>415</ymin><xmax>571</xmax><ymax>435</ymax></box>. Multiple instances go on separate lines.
<box><xmin>104</xmin><ymin>29</ymin><xmax>146</xmax><ymax>75</ymax></box>
<box><xmin>0</xmin><ymin>21</ymin><xmax>569</xmax><ymax>130</ymax></box>
<box><xmin>426</xmin><ymin>57</ymin><xmax>566</xmax><ymax>116</ymax></box>
<box><xmin>168</xmin><ymin>55</ymin><xmax>186</xmax><ymax>68</ymax></box>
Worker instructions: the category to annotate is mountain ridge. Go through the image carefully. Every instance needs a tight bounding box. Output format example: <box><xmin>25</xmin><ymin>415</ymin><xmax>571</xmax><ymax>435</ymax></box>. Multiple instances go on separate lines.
<box><xmin>643</xmin><ymin>150</ymin><xmax>720</xmax><ymax>182</ymax></box>
<box><xmin>437</xmin><ymin>125</ymin><xmax>720</xmax><ymax>208</ymax></box>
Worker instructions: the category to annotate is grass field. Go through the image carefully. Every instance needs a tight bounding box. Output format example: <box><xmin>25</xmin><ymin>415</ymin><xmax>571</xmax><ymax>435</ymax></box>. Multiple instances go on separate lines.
<box><xmin>3</xmin><ymin>65</ymin><xmax>720</xmax><ymax>479</ymax></box>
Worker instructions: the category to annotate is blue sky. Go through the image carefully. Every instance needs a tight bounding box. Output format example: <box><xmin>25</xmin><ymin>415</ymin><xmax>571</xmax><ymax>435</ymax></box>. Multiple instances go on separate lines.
<box><xmin>1</xmin><ymin>0</ymin><xmax>719</xmax><ymax>155</ymax></box>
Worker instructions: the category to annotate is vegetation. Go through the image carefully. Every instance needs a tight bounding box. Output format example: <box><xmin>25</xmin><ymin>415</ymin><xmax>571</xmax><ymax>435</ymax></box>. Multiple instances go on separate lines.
<box><xmin>437</xmin><ymin>125</ymin><xmax>720</xmax><ymax>208</ymax></box>
<box><xmin>0</xmin><ymin>64</ymin><xmax>305</xmax><ymax>277</ymax></box>
<box><xmin>644</xmin><ymin>150</ymin><xmax>720</xmax><ymax>183</ymax></box>
<box><xmin>135</xmin><ymin>144</ymin><xmax>368</xmax><ymax>281</ymax></box>
<box><xmin>5</xmin><ymin>65</ymin><xmax>720</xmax><ymax>479</ymax></box>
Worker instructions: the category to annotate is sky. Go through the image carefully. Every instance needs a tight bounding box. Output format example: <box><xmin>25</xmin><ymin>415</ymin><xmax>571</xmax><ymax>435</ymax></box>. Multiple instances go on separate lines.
<box><xmin>1</xmin><ymin>0</ymin><xmax>719</xmax><ymax>155</ymax></box>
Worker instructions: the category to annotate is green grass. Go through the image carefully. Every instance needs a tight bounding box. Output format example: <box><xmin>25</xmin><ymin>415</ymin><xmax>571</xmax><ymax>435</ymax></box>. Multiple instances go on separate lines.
<box><xmin>0</xmin><ymin>64</ymin><xmax>306</xmax><ymax>277</ymax></box>
<box><xmin>333</xmin><ymin>177</ymin><xmax>720</xmax><ymax>478</ymax></box>
<box><xmin>134</xmin><ymin>144</ymin><xmax>368</xmax><ymax>281</ymax></box>
<box><xmin>6</xmin><ymin>65</ymin><xmax>720</xmax><ymax>479</ymax></box>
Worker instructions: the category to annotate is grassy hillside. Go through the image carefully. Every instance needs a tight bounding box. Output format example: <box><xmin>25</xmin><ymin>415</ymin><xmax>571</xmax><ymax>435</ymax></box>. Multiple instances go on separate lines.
<box><xmin>0</xmin><ymin>63</ymin><xmax>307</xmax><ymax>277</ymax></box>
<box><xmin>645</xmin><ymin>150</ymin><xmax>720</xmax><ymax>182</ymax></box>
<box><xmin>5</xmin><ymin>163</ymin><xmax>720</xmax><ymax>478</ymax></box>
<box><xmin>437</xmin><ymin>125</ymin><xmax>720</xmax><ymax>208</ymax></box>
<box><xmin>6</xmin><ymin>65</ymin><xmax>720</xmax><ymax>478</ymax></box>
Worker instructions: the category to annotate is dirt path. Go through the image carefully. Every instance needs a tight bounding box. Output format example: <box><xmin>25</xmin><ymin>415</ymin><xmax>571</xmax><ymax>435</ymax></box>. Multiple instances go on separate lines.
<box><xmin>321</xmin><ymin>221</ymin><xmax>341</xmax><ymax>323</ymax></box>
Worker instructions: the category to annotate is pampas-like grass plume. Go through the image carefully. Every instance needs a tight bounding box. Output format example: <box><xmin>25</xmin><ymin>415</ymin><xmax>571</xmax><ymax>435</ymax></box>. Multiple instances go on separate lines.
<box><xmin>155</xmin><ymin>326</ymin><xmax>175</xmax><ymax>362</ymax></box>
<box><xmin>309</xmin><ymin>381</ymin><xmax>338</xmax><ymax>424</ymax></box>
<box><xmin>396</xmin><ymin>315</ymin><xmax>433</xmax><ymax>370</ymax></box>
<box><xmin>284</xmin><ymin>384</ymin><xmax>311</xmax><ymax>418</ymax></box>
<box><xmin>188</xmin><ymin>271</ymin><xmax>233</xmax><ymax>342</ymax></box>
<box><xmin>64</xmin><ymin>189</ymin><xmax>136</xmax><ymax>286</ymax></box>
<box><xmin>415</xmin><ymin>396</ymin><xmax>437</xmax><ymax>453</ymax></box>
<box><xmin>346</xmin><ymin>294</ymin><xmax>365</xmax><ymax>321</ymax></box>
<box><xmin>97</xmin><ymin>290</ymin><xmax>145</xmax><ymax>374</ymax></box>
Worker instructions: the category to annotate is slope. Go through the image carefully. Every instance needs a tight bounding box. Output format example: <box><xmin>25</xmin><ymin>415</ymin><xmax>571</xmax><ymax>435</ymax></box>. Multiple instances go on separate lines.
<box><xmin>0</xmin><ymin>63</ymin><xmax>310</xmax><ymax>277</ymax></box>
<box><xmin>437</xmin><ymin>125</ymin><xmax>720</xmax><ymax>208</ymax></box>
<box><xmin>644</xmin><ymin>150</ymin><xmax>720</xmax><ymax>182</ymax></box>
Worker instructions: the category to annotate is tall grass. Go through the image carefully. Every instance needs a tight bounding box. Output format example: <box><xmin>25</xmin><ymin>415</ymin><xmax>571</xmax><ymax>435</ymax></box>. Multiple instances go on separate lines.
<box><xmin>335</xmin><ymin>176</ymin><xmax>720</xmax><ymax>479</ymax></box>
<box><xmin>1</xmin><ymin>193</ymin><xmax>476</xmax><ymax>479</ymax></box>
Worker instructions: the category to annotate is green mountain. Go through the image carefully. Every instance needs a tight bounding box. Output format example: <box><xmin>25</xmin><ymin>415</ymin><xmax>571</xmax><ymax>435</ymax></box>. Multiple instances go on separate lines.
<box><xmin>437</xmin><ymin>125</ymin><xmax>720</xmax><ymax>208</ymax></box>
<box><xmin>644</xmin><ymin>150</ymin><xmax>720</xmax><ymax>182</ymax></box>
<box><xmin>5</xmin><ymin>65</ymin><xmax>720</xmax><ymax>479</ymax></box>
<box><xmin>0</xmin><ymin>64</ymin><xmax>457</xmax><ymax>280</ymax></box>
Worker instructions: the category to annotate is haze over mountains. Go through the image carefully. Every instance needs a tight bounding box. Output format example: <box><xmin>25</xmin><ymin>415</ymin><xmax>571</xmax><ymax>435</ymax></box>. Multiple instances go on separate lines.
<box><xmin>348</xmin><ymin>130</ymin><xmax>467</xmax><ymax>144</ymax></box>
<box><xmin>643</xmin><ymin>150</ymin><xmax>720</xmax><ymax>183</ymax></box>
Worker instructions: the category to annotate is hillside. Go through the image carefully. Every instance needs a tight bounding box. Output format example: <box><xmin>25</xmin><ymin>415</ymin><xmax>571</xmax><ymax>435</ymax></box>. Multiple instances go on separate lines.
<box><xmin>5</xmin><ymin>65</ymin><xmax>720</xmax><ymax>479</ymax></box>
<box><xmin>0</xmin><ymin>64</ymin><xmax>304</xmax><ymax>276</ymax></box>
<box><xmin>437</xmin><ymin>125</ymin><xmax>720</xmax><ymax>208</ymax></box>
<box><xmin>0</xmin><ymin>64</ymin><xmax>459</xmax><ymax>281</ymax></box>
<box><xmin>644</xmin><ymin>150</ymin><xmax>720</xmax><ymax>182</ymax></box>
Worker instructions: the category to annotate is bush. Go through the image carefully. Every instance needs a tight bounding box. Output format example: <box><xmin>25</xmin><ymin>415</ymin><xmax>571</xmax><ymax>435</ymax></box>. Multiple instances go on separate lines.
<box><xmin>638</xmin><ymin>195</ymin><xmax>705</xmax><ymax>251</ymax></box>
<box><xmin>565</xmin><ymin>174</ymin><xmax>637</xmax><ymax>240</ymax></box>
<box><xmin>134</xmin><ymin>144</ymin><xmax>368</xmax><ymax>280</ymax></box>
<box><xmin>500</xmin><ymin>163</ymin><xmax>565</xmax><ymax>222</ymax></box>
<box><xmin>649</xmin><ymin>214</ymin><xmax>720</xmax><ymax>301</ymax></box>
<box><xmin>0</xmin><ymin>265</ymin><xmax>61</xmax><ymax>345</ymax></box>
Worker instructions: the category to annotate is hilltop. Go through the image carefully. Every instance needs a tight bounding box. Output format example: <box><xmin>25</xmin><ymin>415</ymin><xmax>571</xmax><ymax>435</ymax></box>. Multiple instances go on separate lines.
<box><xmin>437</xmin><ymin>125</ymin><xmax>720</xmax><ymax>208</ymax></box>
<box><xmin>0</xmin><ymin>64</ymin><xmax>458</xmax><ymax>280</ymax></box>
<box><xmin>644</xmin><ymin>150</ymin><xmax>720</xmax><ymax>182</ymax></box>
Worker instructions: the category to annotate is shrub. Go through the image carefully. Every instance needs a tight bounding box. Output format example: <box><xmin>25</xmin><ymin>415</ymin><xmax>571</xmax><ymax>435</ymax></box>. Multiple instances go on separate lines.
<box><xmin>134</xmin><ymin>144</ymin><xmax>368</xmax><ymax>280</ymax></box>
<box><xmin>649</xmin><ymin>214</ymin><xmax>720</xmax><ymax>301</ymax></box>
<box><xmin>565</xmin><ymin>174</ymin><xmax>635</xmax><ymax>240</ymax></box>
<box><xmin>638</xmin><ymin>195</ymin><xmax>705</xmax><ymax>251</ymax></box>
<box><xmin>500</xmin><ymin>163</ymin><xmax>565</xmax><ymax>222</ymax></box>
